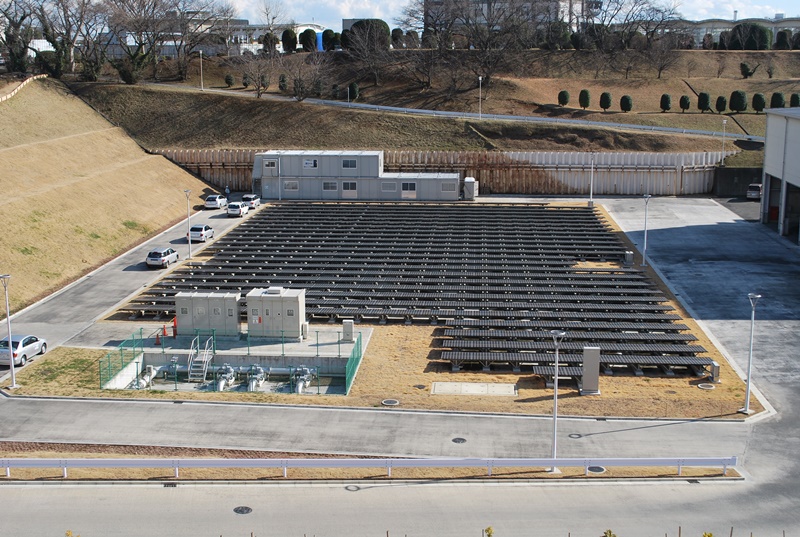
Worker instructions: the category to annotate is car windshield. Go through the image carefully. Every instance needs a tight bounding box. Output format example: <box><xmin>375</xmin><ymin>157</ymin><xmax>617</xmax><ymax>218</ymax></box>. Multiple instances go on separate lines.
<box><xmin>190</xmin><ymin>226</ymin><xmax>203</xmax><ymax>232</ymax></box>
<box><xmin>0</xmin><ymin>341</ymin><xmax>7</xmax><ymax>348</ymax></box>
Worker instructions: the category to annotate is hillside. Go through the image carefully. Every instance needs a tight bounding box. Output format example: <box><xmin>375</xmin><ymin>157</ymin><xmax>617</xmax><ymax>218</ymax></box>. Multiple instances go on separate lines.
<box><xmin>0</xmin><ymin>78</ymin><xmax>210</xmax><ymax>311</ymax></box>
<box><xmin>69</xmin><ymin>50</ymin><xmax>800</xmax><ymax>162</ymax></box>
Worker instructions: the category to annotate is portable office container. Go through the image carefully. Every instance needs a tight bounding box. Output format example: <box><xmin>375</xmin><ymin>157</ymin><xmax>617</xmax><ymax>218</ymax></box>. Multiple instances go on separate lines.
<box><xmin>252</xmin><ymin>150</ymin><xmax>461</xmax><ymax>201</ymax></box>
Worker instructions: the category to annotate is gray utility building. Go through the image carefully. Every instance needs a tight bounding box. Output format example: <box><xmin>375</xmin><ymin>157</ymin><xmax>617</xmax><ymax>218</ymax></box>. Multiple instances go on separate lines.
<box><xmin>762</xmin><ymin>108</ymin><xmax>800</xmax><ymax>242</ymax></box>
<box><xmin>251</xmin><ymin>150</ymin><xmax>463</xmax><ymax>201</ymax></box>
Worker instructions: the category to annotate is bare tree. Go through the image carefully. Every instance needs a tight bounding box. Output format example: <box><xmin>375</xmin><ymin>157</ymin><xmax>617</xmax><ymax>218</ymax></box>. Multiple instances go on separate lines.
<box><xmin>103</xmin><ymin>0</ymin><xmax>173</xmax><ymax>84</ymax></box>
<box><xmin>75</xmin><ymin>0</ymin><xmax>112</xmax><ymax>80</ymax></box>
<box><xmin>396</xmin><ymin>0</ymin><xmax>458</xmax><ymax>89</ymax></box>
<box><xmin>288</xmin><ymin>51</ymin><xmax>330</xmax><ymax>101</ymax></box>
<box><xmin>0</xmin><ymin>0</ymin><xmax>35</xmax><ymax>73</ymax></box>
<box><xmin>343</xmin><ymin>20</ymin><xmax>391</xmax><ymax>86</ymax></box>
<box><xmin>35</xmin><ymin>0</ymin><xmax>88</xmax><ymax>75</ymax></box>
<box><xmin>167</xmin><ymin>0</ymin><xmax>226</xmax><ymax>81</ymax></box>
<box><xmin>643</xmin><ymin>31</ymin><xmax>681</xmax><ymax>78</ymax></box>
<box><xmin>240</xmin><ymin>51</ymin><xmax>279</xmax><ymax>97</ymax></box>
<box><xmin>212</xmin><ymin>0</ymin><xmax>238</xmax><ymax>56</ymax></box>
<box><xmin>259</xmin><ymin>0</ymin><xmax>286</xmax><ymax>37</ymax></box>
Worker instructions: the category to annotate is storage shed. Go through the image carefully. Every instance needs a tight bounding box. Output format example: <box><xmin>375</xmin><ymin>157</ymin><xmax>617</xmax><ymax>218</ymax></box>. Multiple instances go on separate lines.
<box><xmin>251</xmin><ymin>150</ymin><xmax>462</xmax><ymax>201</ymax></box>
<box><xmin>246</xmin><ymin>287</ymin><xmax>306</xmax><ymax>339</ymax></box>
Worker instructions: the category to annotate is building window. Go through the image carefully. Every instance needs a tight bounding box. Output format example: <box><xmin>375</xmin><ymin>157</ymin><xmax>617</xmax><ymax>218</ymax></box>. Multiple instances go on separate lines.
<box><xmin>342</xmin><ymin>159</ymin><xmax>357</xmax><ymax>169</ymax></box>
<box><xmin>303</xmin><ymin>159</ymin><xmax>318</xmax><ymax>168</ymax></box>
<box><xmin>263</xmin><ymin>160</ymin><xmax>276</xmax><ymax>169</ymax></box>
<box><xmin>323</xmin><ymin>181</ymin><xmax>338</xmax><ymax>191</ymax></box>
<box><xmin>287</xmin><ymin>309</ymin><xmax>295</xmax><ymax>316</ymax></box>
<box><xmin>442</xmin><ymin>182</ymin><xmax>457</xmax><ymax>192</ymax></box>
<box><xmin>342</xmin><ymin>182</ymin><xmax>357</xmax><ymax>191</ymax></box>
<box><xmin>402</xmin><ymin>182</ymin><xmax>416</xmax><ymax>192</ymax></box>
<box><xmin>284</xmin><ymin>181</ymin><xmax>299</xmax><ymax>191</ymax></box>
<box><xmin>381</xmin><ymin>182</ymin><xmax>397</xmax><ymax>192</ymax></box>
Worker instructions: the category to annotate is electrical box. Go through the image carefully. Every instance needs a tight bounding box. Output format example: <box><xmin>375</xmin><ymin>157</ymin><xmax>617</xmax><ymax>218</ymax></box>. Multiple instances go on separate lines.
<box><xmin>174</xmin><ymin>291</ymin><xmax>241</xmax><ymax>336</ymax></box>
<box><xmin>342</xmin><ymin>319</ymin><xmax>354</xmax><ymax>342</ymax></box>
<box><xmin>246</xmin><ymin>287</ymin><xmax>306</xmax><ymax>339</ymax></box>
<box><xmin>581</xmin><ymin>346</ymin><xmax>601</xmax><ymax>396</ymax></box>
<box><xmin>463</xmin><ymin>177</ymin><xmax>478</xmax><ymax>200</ymax></box>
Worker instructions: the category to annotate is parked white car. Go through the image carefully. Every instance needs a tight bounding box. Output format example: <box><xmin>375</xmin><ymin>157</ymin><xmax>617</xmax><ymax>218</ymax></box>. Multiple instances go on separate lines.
<box><xmin>204</xmin><ymin>195</ymin><xmax>228</xmax><ymax>209</ymax></box>
<box><xmin>146</xmin><ymin>247</ymin><xmax>179</xmax><ymax>268</ymax></box>
<box><xmin>227</xmin><ymin>202</ymin><xmax>249</xmax><ymax>217</ymax></box>
<box><xmin>187</xmin><ymin>224</ymin><xmax>214</xmax><ymax>242</ymax></box>
<box><xmin>242</xmin><ymin>194</ymin><xmax>261</xmax><ymax>209</ymax></box>
<box><xmin>0</xmin><ymin>335</ymin><xmax>47</xmax><ymax>366</ymax></box>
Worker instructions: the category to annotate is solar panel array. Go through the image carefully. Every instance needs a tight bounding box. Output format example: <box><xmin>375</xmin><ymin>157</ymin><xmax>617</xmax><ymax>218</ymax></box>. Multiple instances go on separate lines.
<box><xmin>124</xmin><ymin>202</ymin><xmax>712</xmax><ymax>377</ymax></box>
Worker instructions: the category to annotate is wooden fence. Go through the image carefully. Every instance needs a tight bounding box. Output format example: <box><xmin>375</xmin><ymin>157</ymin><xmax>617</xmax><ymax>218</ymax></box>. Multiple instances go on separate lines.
<box><xmin>154</xmin><ymin>149</ymin><xmax>728</xmax><ymax>196</ymax></box>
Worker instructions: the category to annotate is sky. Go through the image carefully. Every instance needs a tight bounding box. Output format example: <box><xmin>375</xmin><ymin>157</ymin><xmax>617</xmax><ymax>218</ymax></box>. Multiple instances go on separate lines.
<box><xmin>229</xmin><ymin>0</ymin><xmax>800</xmax><ymax>33</ymax></box>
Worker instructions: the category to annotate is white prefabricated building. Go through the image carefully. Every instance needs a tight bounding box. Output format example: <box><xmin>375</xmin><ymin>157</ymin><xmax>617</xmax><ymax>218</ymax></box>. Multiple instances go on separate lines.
<box><xmin>251</xmin><ymin>150</ymin><xmax>462</xmax><ymax>201</ymax></box>
<box><xmin>246</xmin><ymin>287</ymin><xmax>306</xmax><ymax>339</ymax></box>
<box><xmin>174</xmin><ymin>291</ymin><xmax>242</xmax><ymax>336</ymax></box>
<box><xmin>762</xmin><ymin>107</ymin><xmax>800</xmax><ymax>242</ymax></box>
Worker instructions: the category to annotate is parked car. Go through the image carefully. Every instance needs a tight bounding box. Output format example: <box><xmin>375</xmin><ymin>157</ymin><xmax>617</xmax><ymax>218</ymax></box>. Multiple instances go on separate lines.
<box><xmin>187</xmin><ymin>224</ymin><xmax>214</xmax><ymax>242</ymax></box>
<box><xmin>146</xmin><ymin>247</ymin><xmax>179</xmax><ymax>268</ymax></box>
<box><xmin>227</xmin><ymin>202</ymin><xmax>249</xmax><ymax>217</ymax></box>
<box><xmin>746</xmin><ymin>183</ymin><xmax>763</xmax><ymax>200</ymax></box>
<box><xmin>0</xmin><ymin>335</ymin><xmax>47</xmax><ymax>366</ymax></box>
<box><xmin>204</xmin><ymin>194</ymin><xmax>228</xmax><ymax>209</ymax></box>
<box><xmin>242</xmin><ymin>194</ymin><xmax>261</xmax><ymax>209</ymax></box>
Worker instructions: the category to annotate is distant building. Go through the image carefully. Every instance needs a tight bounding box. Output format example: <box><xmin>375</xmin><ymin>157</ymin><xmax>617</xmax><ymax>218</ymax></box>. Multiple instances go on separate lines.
<box><xmin>679</xmin><ymin>16</ymin><xmax>800</xmax><ymax>47</ymax></box>
<box><xmin>762</xmin><ymin>108</ymin><xmax>800</xmax><ymax>242</ymax></box>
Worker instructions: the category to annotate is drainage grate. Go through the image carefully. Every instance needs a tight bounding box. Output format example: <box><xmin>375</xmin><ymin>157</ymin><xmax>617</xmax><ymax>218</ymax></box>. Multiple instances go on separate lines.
<box><xmin>687</xmin><ymin>479</ymin><xmax>701</xmax><ymax>484</ymax></box>
<box><xmin>381</xmin><ymin>399</ymin><xmax>400</xmax><ymax>406</ymax></box>
<box><xmin>452</xmin><ymin>437</ymin><xmax>467</xmax><ymax>444</ymax></box>
<box><xmin>587</xmin><ymin>466</ymin><xmax>606</xmax><ymax>474</ymax></box>
<box><xmin>173</xmin><ymin>401</ymin><xmax>184</xmax><ymax>404</ymax></box>
<box><xmin>163</xmin><ymin>483</ymin><xmax>177</xmax><ymax>488</ymax></box>
<box><xmin>233</xmin><ymin>506</ymin><xmax>253</xmax><ymax>515</ymax></box>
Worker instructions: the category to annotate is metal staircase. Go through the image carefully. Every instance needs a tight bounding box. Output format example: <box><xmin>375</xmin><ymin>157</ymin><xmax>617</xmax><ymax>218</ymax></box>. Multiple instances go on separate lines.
<box><xmin>187</xmin><ymin>336</ymin><xmax>214</xmax><ymax>382</ymax></box>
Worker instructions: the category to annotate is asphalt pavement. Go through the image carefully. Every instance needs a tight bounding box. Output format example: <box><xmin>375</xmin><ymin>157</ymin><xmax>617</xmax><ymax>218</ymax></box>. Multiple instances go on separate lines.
<box><xmin>1</xmin><ymin>195</ymin><xmax>800</xmax><ymax>536</ymax></box>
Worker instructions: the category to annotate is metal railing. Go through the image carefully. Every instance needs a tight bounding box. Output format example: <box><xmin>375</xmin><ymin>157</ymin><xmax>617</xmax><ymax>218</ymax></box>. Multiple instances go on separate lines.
<box><xmin>0</xmin><ymin>456</ymin><xmax>737</xmax><ymax>479</ymax></box>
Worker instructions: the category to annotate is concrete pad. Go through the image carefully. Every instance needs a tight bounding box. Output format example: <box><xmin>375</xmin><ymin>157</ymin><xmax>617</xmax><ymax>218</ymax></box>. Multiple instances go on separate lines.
<box><xmin>431</xmin><ymin>382</ymin><xmax>517</xmax><ymax>396</ymax></box>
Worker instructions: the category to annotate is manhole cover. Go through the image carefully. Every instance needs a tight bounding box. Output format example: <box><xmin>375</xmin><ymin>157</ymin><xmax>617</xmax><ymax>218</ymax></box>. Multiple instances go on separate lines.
<box><xmin>381</xmin><ymin>399</ymin><xmax>400</xmax><ymax>406</ymax></box>
<box><xmin>587</xmin><ymin>466</ymin><xmax>606</xmax><ymax>474</ymax></box>
<box><xmin>233</xmin><ymin>506</ymin><xmax>252</xmax><ymax>515</ymax></box>
<box><xmin>698</xmin><ymin>383</ymin><xmax>716</xmax><ymax>390</ymax></box>
<box><xmin>452</xmin><ymin>437</ymin><xmax>467</xmax><ymax>444</ymax></box>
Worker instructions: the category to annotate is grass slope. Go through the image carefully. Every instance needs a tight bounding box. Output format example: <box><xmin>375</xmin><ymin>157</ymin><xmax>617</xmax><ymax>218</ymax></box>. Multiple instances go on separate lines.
<box><xmin>0</xmin><ymin>79</ymin><xmax>210</xmax><ymax>311</ymax></box>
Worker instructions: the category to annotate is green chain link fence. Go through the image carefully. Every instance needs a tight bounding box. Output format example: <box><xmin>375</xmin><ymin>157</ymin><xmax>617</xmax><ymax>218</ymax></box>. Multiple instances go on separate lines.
<box><xmin>344</xmin><ymin>332</ymin><xmax>363</xmax><ymax>395</ymax></box>
<box><xmin>99</xmin><ymin>330</ymin><xmax>144</xmax><ymax>388</ymax></box>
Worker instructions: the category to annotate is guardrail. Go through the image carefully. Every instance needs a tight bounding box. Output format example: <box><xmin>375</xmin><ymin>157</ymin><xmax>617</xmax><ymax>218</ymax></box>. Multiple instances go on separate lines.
<box><xmin>1</xmin><ymin>456</ymin><xmax>737</xmax><ymax>479</ymax></box>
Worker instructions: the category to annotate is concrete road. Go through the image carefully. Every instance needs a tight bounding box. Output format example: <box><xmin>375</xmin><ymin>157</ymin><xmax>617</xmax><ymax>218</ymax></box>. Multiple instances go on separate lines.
<box><xmin>1</xmin><ymin>196</ymin><xmax>800</xmax><ymax>536</ymax></box>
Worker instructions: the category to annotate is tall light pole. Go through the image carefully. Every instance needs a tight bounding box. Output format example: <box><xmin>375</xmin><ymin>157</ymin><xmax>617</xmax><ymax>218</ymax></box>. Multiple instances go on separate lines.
<box><xmin>199</xmin><ymin>50</ymin><xmax>204</xmax><ymax>91</ymax></box>
<box><xmin>184</xmin><ymin>190</ymin><xmax>193</xmax><ymax>260</ymax></box>
<box><xmin>721</xmin><ymin>118</ymin><xmax>727</xmax><ymax>166</ymax></box>
<box><xmin>1</xmin><ymin>274</ymin><xmax>17</xmax><ymax>389</ymax></box>
<box><xmin>478</xmin><ymin>76</ymin><xmax>482</xmax><ymax>120</ymax></box>
<box><xmin>641</xmin><ymin>194</ymin><xmax>652</xmax><ymax>267</ymax></box>
<box><xmin>550</xmin><ymin>329</ymin><xmax>566</xmax><ymax>473</ymax></box>
<box><xmin>740</xmin><ymin>293</ymin><xmax>761</xmax><ymax>414</ymax></box>
<box><xmin>588</xmin><ymin>153</ymin><xmax>595</xmax><ymax>207</ymax></box>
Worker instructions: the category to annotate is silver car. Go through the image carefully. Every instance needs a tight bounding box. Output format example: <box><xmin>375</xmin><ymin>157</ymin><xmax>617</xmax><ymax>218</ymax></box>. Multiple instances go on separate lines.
<box><xmin>0</xmin><ymin>335</ymin><xmax>47</xmax><ymax>366</ymax></box>
<box><xmin>242</xmin><ymin>194</ymin><xmax>261</xmax><ymax>209</ymax></box>
<box><xmin>187</xmin><ymin>224</ymin><xmax>214</xmax><ymax>242</ymax></box>
<box><xmin>146</xmin><ymin>247</ymin><xmax>179</xmax><ymax>268</ymax></box>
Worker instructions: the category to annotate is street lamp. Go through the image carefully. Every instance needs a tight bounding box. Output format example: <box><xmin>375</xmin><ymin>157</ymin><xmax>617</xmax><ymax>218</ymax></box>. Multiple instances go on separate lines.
<box><xmin>1</xmin><ymin>274</ymin><xmax>18</xmax><ymax>389</ymax></box>
<box><xmin>740</xmin><ymin>293</ymin><xmax>761</xmax><ymax>414</ymax></box>
<box><xmin>588</xmin><ymin>153</ymin><xmax>595</xmax><ymax>207</ymax></box>
<box><xmin>478</xmin><ymin>76</ymin><xmax>482</xmax><ymax>120</ymax></box>
<box><xmin>184</xmin><ymin>189</ymin><xmax>192</xmax><ymax>260</ymax></box>
<box><xmin>721</xmin><ymin>118</ymin><xmax>727</xmax><ymax>167</ymax></box>
<box><xmin>642</xmin><ymin>194</ymin><xmax>652</xmax><ymax>267</ymax></box>
<box><xmin>550</xmin><ymin>329</ymin><xmax>566</xmax><ymax>472</ymax></box>
<box><xmin>199</xmin><ymin>50</ymin><xmax>204</xmax><ymax>91</ymax></box>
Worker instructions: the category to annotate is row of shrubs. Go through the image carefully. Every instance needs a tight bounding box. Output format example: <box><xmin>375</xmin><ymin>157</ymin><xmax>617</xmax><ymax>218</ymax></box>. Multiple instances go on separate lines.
<box><xmin>223</xmin><ymin>73</ymin><xmax>361</xmax><ymax>101</ymax></box>
<box><xmin>558</xmin><ymin>89</ymin><xmax>800</xmax><ymax>114</ymax></box>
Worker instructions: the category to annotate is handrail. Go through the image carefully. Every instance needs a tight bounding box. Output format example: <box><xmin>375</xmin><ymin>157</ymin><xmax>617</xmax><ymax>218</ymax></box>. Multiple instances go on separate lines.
<box><xmin>0</xmin><ymin>456</ymin><xmax>737</xmax><ymax>479</ymax></box>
